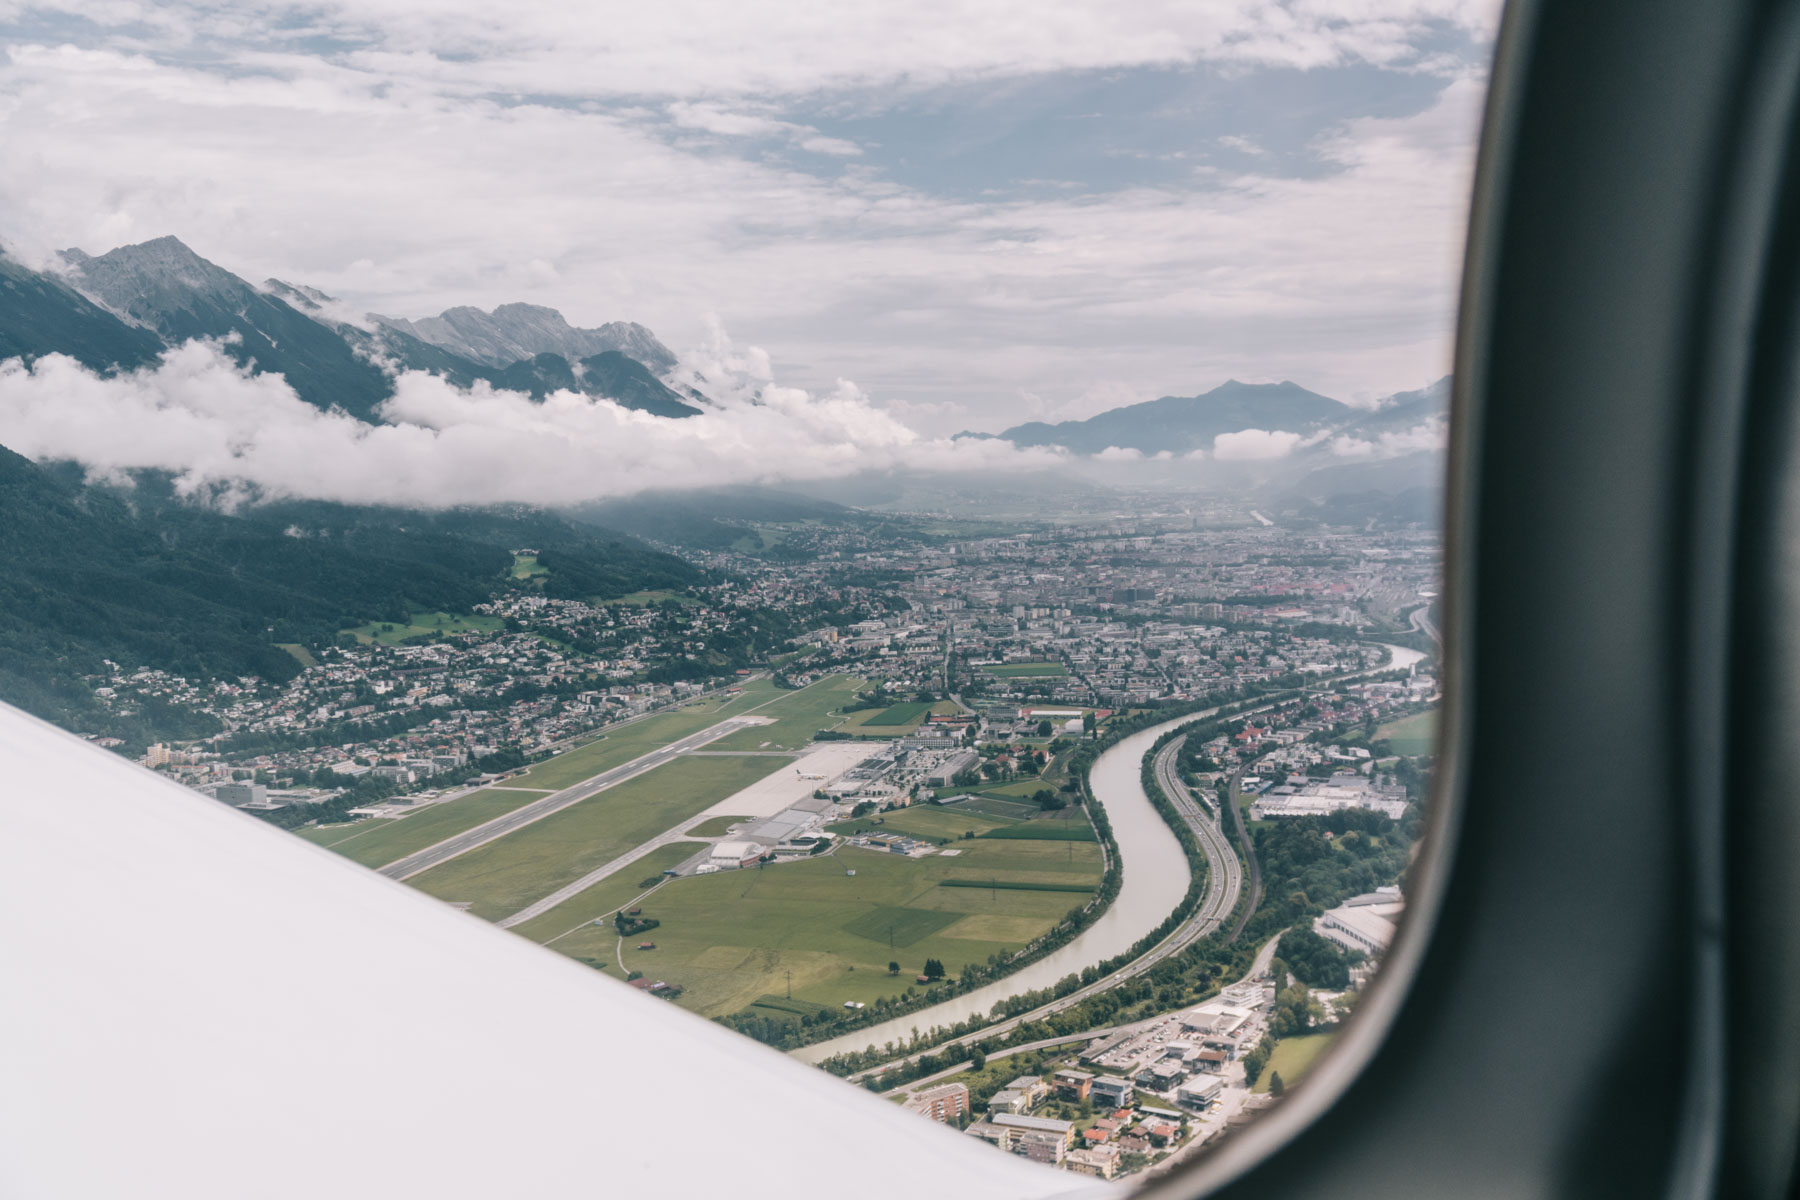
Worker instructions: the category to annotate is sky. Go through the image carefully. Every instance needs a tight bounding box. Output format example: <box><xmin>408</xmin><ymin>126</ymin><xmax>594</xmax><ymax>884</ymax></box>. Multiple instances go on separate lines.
<box><xmin>0</xmin><ymin>0</ymin><xmax>1501</xmax><ymax>443</ymax></box>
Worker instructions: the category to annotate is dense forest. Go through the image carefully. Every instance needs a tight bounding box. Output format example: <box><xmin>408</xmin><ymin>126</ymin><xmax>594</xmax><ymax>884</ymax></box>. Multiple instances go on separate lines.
<box><xmin>0</xmin><ymin>447</ymin><xmax>698</xmax><ymax>738</ymax></box>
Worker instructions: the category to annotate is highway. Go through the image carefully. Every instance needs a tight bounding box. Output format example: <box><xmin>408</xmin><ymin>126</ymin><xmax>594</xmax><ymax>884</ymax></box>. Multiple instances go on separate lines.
<box><xmin>1410</xmin><ymin>602</ymin><xmax>1443</xmax><ymax>648</ymax></box>
<box><xmin>376</xmin><ymin>715</ymin><xmax>770</xmax><ymax>882</ymax></box>
<box><xmin>1152</xmin><ymin>736</ymin><xmax>1246</xmax><ymax>948</ymax></box>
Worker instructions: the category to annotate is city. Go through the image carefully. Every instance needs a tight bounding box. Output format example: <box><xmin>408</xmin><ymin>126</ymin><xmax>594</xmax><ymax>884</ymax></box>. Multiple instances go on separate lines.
<box><xmin>109</xmin><ymin>498</ymin><xmax>1440</xmax><ymax>1182</ymax></box>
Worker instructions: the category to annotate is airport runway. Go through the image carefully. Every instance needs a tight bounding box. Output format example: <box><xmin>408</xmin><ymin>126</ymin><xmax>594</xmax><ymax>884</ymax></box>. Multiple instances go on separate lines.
<box><xmin>376</xmin><ymin>715</ymin><xmax>769</xmax><ymax>882</ymax></box>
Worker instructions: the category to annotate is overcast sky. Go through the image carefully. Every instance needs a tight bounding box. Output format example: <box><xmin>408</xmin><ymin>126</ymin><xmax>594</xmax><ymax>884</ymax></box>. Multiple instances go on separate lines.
<box><xmin>0</xmin><ymin>1</ymin><xmax>1501</xmax><ymax>436</ymax></box>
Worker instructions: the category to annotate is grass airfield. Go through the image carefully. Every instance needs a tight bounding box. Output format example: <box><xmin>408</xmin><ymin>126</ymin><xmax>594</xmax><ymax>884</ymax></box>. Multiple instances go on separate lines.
<box><xmin>555</xmin><ymin>835</ymin><xmax>1103</xmax><ymax>1019</ymax></box>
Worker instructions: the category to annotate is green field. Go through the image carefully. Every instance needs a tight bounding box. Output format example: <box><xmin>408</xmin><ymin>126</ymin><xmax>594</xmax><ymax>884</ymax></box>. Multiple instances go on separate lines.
<box><xmin>408</xmin><ymin>754</ymin><xmax>785</xmax><ymax>921</ymax></box>
<box><xmin>294</xmin><ymin>818</ymin><xmax>378</xmax><ymax>846</ymax></box>
<box><xmin>341</xmin><ymin>611</ymin><xmax>504</xmax><ymax>646</ymax></box>
<box><xmin>610</xmin><ymin>589</ymin><xmax>695</xmax><ymax>606</ymax></box>
<box><xmin>506</xmin><ymin>679</ymin><xmax>781</xmax><ymax>791</ymax></box>
<box><xmin>946</xmin><ymin>795</ymin><xmax>1043</xmax><ymax>820</ymax></box>
<box><xmin>860</xmin><ymin>701</ymin><xmax>933</xmax><ymax>726</ymax></box>
<box><xmin>275</xmin><ymin>643</ymin><xmax>318</xmax><ymax>668</ymax></box>
<box><xmin>838</xmin><ymin>698</ymin><xmax>959</xmax><ymax>736</ymax></box>
<box><xmin>1254</xmin><ymin>1032</ymin><xmax>1337</xmax><ymax>1093</ymax></box>
<box><xmin>511</xmin><ymin>553</ymin><xmax>549</xmax><ymax>579</ymax></box>
<box><xmin>984</xmin><ymin>661</ymin><xmax>1068</xmax><ymax>678</ymax></box>
<box><xmin>300</xmin><ymin>787</ymin><xmax>553</xmax><ymax>869</ymax></box>
<box><xmin>939</xmin><ymin>879</ymin><xmax>1095</xmax><ymax>893</ymax></box>
<box><xmin>548</xmin><ymin>839</ymin><xmax>1104</xmax><ymax>1017</ymax></box>
<box><xmin>1375</xmin><ymin>708</ymin><xmax>1438</xmax><ymax>756</ymax></box>
<box><xmin>707</xmin><ymin>674</ymin><xmax>867</xmax><ymax>751</ymax></box>
<box><xmin>828</xmin><ymin>806</ymin><xmax>1012</xmax><ymax>842</ymax></box>
<box><xmin>976</xmin><ymin>823</ymin><xmax>1095</xmax><ymax>842</ymax></box>
<box><xmin>686</xmin><ymin>815</ymin><xmax>750</xmax><ymax>837</ymax></box>
<box><xmin>523</xmin><ymin>841</ymin><xmax>706</xmax><ymax>945</ymax></box>
<box><xmin>841</xmin><ymin>906</ymin><xmax>960</xmax><ymax>946</ymax></box>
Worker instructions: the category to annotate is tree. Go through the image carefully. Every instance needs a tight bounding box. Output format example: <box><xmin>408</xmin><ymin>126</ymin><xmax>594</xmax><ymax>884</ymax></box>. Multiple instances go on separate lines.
<box><xmin>969</xmin><ymin>1048</ymin><xmax>986</xmax><ymax>1071</ymax></box>
<box><xmin>1243</xmin><ymin>1038</ymin><xmax>1272</xmax><ymax>1088</ymax></box>
<box><xmin>923</xmin><ymin>958</ymin><xmax>946</xmax><ymax>980</ymax></box>
<box><xmin>888</xmin><ymin>961</ymin><xmax>901</xmax><ymax>976</ymax></box>
<box><xmin>1036</xmin><ymin>719</ymin><xmax>1053</xmax><ymax>737</ymax></box>
<box><xmin>1268</xmin><ymin>1071</ymin><xmax>1286</xmax><ymax>1098</ymax></box>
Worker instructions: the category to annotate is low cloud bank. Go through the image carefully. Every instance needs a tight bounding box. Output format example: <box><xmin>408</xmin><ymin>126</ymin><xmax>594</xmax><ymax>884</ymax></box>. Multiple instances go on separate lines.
<box><xmin>1327</xmin><ymin>420</ymin><xmax>1447</xmax><ymax>459</ymax></box>
<box><xmin>1212</xmin><ymin>421</ymin><xmax>1445</xmax><ymax>463</ymax></box>
<box><xmin>1212</xmin><ymin>427</ymin><xmax>1313</xmax><ymax>461</ymax></box>
<box><xmin>0</xmin><ymin>339</ymin><xmax>1064</xmax><ymax>508</ymax></box>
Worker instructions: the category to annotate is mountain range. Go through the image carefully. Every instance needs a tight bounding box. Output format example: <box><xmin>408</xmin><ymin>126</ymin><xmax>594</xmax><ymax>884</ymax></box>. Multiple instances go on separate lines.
<box><xmin>982</xmin><ymin>377</ymin><xmax>1448</xmax><ymax>459</ymax></box>
<box><xmin>15</xmin><ymin>236</ymin><xmax>699</xmax><ymax>420</ymax></box>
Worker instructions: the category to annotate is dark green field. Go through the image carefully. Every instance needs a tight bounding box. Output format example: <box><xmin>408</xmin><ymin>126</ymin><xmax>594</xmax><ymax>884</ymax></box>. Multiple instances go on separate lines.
<box><xmin>860</xmin><ymin>701</ymin><xmax>933</xmax><ymax>726</ymax></box>
<box><xmin>555</xmin><ymin>839</ymin><xmax>1104</xmax><ymax>1017</ymax></box>
<box><xmin>939</xmin><ymin>879</ymin><xmax>1095</xmax><ymax>893</ymax></box>
<box><xmin>976</xmin><ymin>824</ymin><xmax>1096</xmax><ymax>842</ymax></box>
<box><xmin>984</xmin><ymin>661</ymin><xmax>1068</xmax><ymax>678</ymax></box>
<box><xmin>840</xmin><ymin>906</ymin><xmax>960</xmax><ymax>947</ymax></box>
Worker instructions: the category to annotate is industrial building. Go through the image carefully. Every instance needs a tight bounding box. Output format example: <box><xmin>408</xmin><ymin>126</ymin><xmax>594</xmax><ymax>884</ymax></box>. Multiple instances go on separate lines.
<box><xmin>1314</xmin><ymin>887</ymin><xmax>1406</xmax><ymax>956</ymax></box>
<box><xmin>1249</xmin><ymin>771</ymin><xmax>1408</xmax><ymax>821</ymax></box>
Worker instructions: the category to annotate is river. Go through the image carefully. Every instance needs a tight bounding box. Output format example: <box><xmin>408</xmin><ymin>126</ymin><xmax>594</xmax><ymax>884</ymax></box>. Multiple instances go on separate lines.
<box><xmin>790</xmin><ymin>642</ymin><xmax>1425</xmax><ymax>1064</ymax></box>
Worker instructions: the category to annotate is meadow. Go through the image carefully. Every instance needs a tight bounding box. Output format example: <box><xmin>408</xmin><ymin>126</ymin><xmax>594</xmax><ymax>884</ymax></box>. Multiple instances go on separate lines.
<box><xmin>504</xmin><ymin>678</ymin><xmax>780</xmax><ymax>791</ymax></box>
<box><xmin>297</xmin><ymin>786</ymin><xmax>553</xmax><ymax>869</ymax></box>
<box><xmin>516</xmin><ymin>841</ymin><xmax>706</xmax><ymax>946</ymax></box>
<box><xmin>984</xmin><ymin>661</ymin><xmax>1068</xmax><ymax>678</ymax></box>
<box><xmin>859</xmin><ymin>701</ymin><xmax>932</xmax><ymax>726</ymax></box>
<box><xmin>1253</xmin><ymin>1031</ymin><xmax>1337</xmax><ymax>1093</ymax></box>
<box><xmin>609</xmin><ymin>589</ymin><xmax>696</xmax><ymax>606</ymax></box>
<box><xmin>706</xmin><ymin>674</ymin><xmax>867</xmax><ymax>751</ymax></box>
<box><xmin>827</xmin><ymin>805</ymin><xmax>1013</xmax><ymax>842</ymax></box>
<box><xmin>548</xmin><ymin>838</ymin><xmax>1103</xmax><ymax>1018</ymax></box>
<box><xmin>1374</xmin><ymin>708</ymin><xmax>1438</xmax><ymax>756</ymax></box>
<box><xmin>836</xmin><ymin>698</ymin><xmax>960</xmax><ymax>736</ymax></box>
<box><xmin>407</xmin><ymin>754</ymin><xmax>787</xmax><ymax>921</ymax></box>
<box><xmin>341</xmin><ymin>611</ymin><xmax>504</xmax><ymax>646</ymax></box>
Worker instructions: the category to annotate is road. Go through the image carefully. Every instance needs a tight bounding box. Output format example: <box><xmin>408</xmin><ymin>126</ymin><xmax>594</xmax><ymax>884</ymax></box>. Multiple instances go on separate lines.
<box><xmin>881</xmin><ymin>1027</ymin><xmax>1124</xmax><ymax>1098</ymax></box>
<box><xmin>1409</xmin><ymin>602</ymin><xmax>1443</xmax><ymax>649</ymax></box>
<box><xmin>376</xmin><ymin>715</ymin><xmax>770</xmax><ymax>882</ymax></box>
<box><xmin>1152</xmin><ymin>737</ymin><xmax>1245</xmax><ymax>950</ymax></box>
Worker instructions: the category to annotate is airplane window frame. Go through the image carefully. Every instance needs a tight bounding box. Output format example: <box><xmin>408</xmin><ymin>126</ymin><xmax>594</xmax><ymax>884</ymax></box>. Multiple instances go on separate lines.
<box><xmin>1138</xmin><ymin>0</ymin><xmax>1800</xmax><ymax>1196</ymax></box>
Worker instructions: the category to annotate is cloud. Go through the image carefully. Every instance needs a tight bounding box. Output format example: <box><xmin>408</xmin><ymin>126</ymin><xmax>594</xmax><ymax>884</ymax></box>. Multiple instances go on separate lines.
<box><xmin>0</xmin><ymin>340</ymin><xmax>1064</xmax><ymax>508</ymax></box>
<box><xmin>6</xmin><ymin>1</ymin><xmax>1503</xmax><ymax>99</ymax></box>
<box><xmin>1327</xmin><ymin>418</ymin><xmax>1446</xmax><ymax>459</ymax></box>
<box><xmin>798</xmin><ymin>135</ymin><xmax>862</xmax><ymax>157</ymax></box>
<box><xmin>1212</xmin><ymin>427</ymin><xmax>1306</xmax><ymax>461</ymax></box>
<box><xmin>1094</xmin><ymin>445</ymin><xmax>1144</xmax><ymax>461</ymax></box>
<box><xmin>0</xmin><ymin>5</ymin><xmax>1495</xmax><ymax>428</ymax></box>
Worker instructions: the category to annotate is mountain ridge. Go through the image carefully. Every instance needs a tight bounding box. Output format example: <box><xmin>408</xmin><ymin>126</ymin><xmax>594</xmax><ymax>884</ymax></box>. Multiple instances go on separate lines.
<box><xmin>981</xmin><ymin>376</ymin><xmax>1449</xmax><ymax>459</ymax></box>
<box><xmin>28</xmin><ymin>235</ymin><xmax>696</xmax><ymax>420</ymax></box>
<box><xmin>376</xmin><ymin>302</ymin><xmax>677</xmax><ymax>374</ymax></box>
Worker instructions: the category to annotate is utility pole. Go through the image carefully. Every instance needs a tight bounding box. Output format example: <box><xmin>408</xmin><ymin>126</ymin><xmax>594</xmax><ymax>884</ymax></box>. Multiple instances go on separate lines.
<box><xmin>786</xmin><ymin>970</ymin><xmax>792</xmax><ymax>999</ymax></box>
